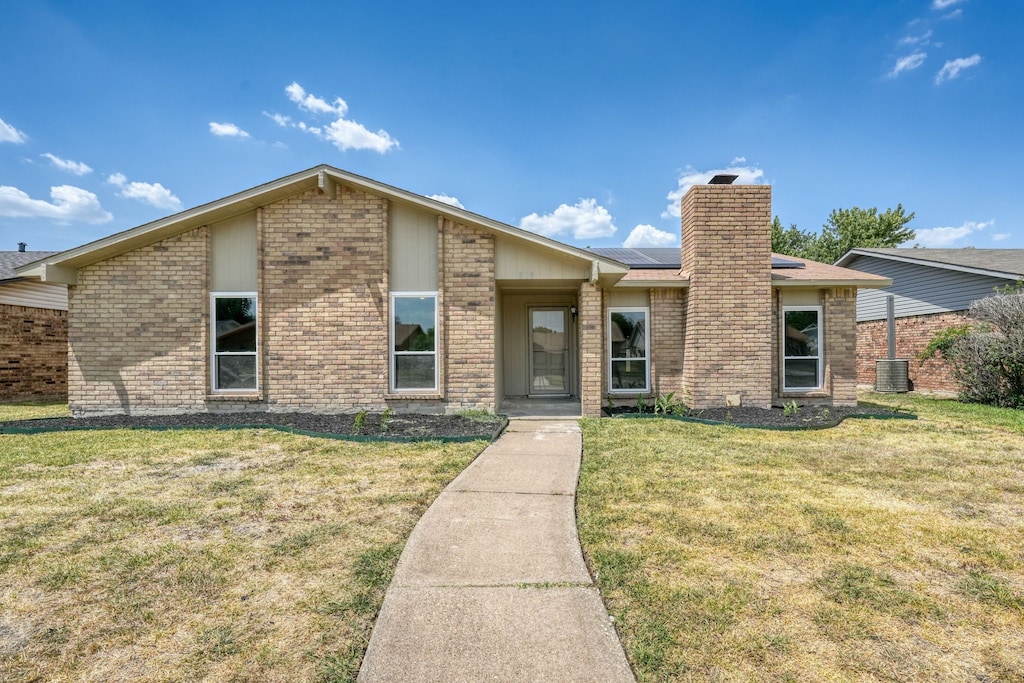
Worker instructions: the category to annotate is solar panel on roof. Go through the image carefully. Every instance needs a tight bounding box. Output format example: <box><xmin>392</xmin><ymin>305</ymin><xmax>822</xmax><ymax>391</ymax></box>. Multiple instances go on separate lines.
<box><xmin>771</xmin><ymin>256</ymin><xmax>805</xmax><ymax>269</ymax></box>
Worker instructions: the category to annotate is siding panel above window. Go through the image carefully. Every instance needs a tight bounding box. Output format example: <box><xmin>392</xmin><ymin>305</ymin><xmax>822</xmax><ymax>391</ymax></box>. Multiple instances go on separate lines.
<box><xmin>211</xmin><ymin>212</ymin><xmax>257</xmax><ymax>291</ymax></box>
<box><xmin>389</xmin><ymin>204</ymin><xmax>438</xmax><ymax>291</ymax></box>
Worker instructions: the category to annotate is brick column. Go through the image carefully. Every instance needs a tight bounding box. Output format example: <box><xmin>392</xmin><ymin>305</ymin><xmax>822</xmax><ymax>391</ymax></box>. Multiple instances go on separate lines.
<box><xmin>441</xmin><ymin>219</ymin><xmax>496</xmax><ymax>411</ymax></box>
<box><xmin>825</xmin><ymin>287</ymin><xmax>858</xmax><ymax>406</ymax></box>
<box><xmin>650</xmin><ymin>288</ymin><xmax>685</xmax><ymax>396</ymax></box>
<box><xmin>579</xmin><ymin>281</ymin><xmax>603</xmax><ymax>417</ymax></box>
<box><xmin>681</xmin><ymin>184</ymin><xmax>772</xmax><ymax>408</ymax></box>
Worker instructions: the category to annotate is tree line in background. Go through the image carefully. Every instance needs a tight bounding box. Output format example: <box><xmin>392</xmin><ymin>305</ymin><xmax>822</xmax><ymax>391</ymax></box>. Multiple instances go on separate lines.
<box><xmin>771</xmin><ymin>204</ymin><xmax>916</xmax><ymax>265</ymax></box>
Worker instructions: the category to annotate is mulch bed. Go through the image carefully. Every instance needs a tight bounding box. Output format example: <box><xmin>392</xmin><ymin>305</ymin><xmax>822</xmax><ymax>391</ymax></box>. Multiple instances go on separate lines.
<box><xmin>0</xmin><ymin>412</ymin><xmax>508</xmax><ymax>441</ymax></box>
<box><xmin>604</xmin><ymin>404</ymin><xmax>910</xmax><ymax>429</ymax></box>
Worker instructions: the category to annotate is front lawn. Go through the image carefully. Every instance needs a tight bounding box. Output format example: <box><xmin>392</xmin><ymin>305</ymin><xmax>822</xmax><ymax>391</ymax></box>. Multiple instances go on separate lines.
<box><xmin>0</xmin><ymin>413</ymin><xmax>485</xmax><ymax>682</ymax></box>
<box><xmin>579</xmin><ymin>393</ymin><xmax>1024</xmax><ymax>681</ymax></box>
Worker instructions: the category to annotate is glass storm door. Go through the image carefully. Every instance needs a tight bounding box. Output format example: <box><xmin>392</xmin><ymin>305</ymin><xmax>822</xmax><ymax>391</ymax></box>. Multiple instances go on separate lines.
<box><xmin>529</xmin><ymin>307</ymin><xmax>569</xmax><ymax>396</ymax></box>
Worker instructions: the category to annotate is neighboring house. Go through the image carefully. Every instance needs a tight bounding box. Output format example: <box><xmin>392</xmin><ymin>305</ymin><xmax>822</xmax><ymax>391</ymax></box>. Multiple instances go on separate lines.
<box><xmin>836</xmin><ymin>248</ymin><xmax>1024</xmax><ymax>393</ymax></box>
<box><xmin>0</xmin><ymin>246</ymin><xmax>69</xmax><ymax>400</ymax></box>
<box><xmin>15</xmin><ymin>165</ymin><xmax>888</xmax><ymax>417</ymax></box>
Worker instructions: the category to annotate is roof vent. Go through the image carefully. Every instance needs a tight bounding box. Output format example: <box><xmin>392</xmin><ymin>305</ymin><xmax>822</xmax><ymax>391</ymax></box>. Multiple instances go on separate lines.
<box><xmin>17</xmin><ymin>242</ymin><xmax>26</xmax><ymax>252</ymax></box>
<box><xmin>708</xmin><ymin>174</ymin><xmax>738</xmax><ymax>185</ymax></box>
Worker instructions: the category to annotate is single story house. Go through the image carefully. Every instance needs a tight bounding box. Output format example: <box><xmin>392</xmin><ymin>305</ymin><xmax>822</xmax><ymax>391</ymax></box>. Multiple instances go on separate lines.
<box><xmin>836</xmin><ymin>248</ymin><xmax>1024</xmax><ymax>393</ymax></box>
<box><xmin>16</xmin><ymin>165</ymin><xmax>889</xmax><ymax>417</ymax></box>
<box><xmin>0</xmin><ymin>245</ymin><xmax>68</xmax><ymax>400</ymax></box>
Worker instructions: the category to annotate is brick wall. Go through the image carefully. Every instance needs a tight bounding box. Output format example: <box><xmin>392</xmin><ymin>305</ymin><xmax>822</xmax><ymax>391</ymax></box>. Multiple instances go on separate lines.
<box><xmin>579</xmin><ymin>281</ymin><xmax>603</xmax><ymax>417</ymax></box>
<box><xmin>681</xmin><ymin>185</ymin><xmax>773</xmax><ymax>408</ymax></box>
<box><xmin>650</xmin><ymin>288</ymin><xmax>685</xmax><ymax>397</ymax></box>
<box><xmin>0</xmin><ymin>303</ymin><xmax>67</xmax><ymax>400</ymax></box>
<box><xmin>68</xmin><ymin>229</ymin><xmax>208</xmax><ymax>416</ymax></box>
<box><xmin>262</xmin><ymin>186</ymin><xmax>388</xmax><ymax>412</ymax></box>
<box><xmin>440</xmin><ymin>219</ymin><xmax>495</xmax><ymax>412</ymax></box>
<box><xmin>857</xmin><ymin>311</ymin><xmax>965</xmax><ymax>393</ymax></box>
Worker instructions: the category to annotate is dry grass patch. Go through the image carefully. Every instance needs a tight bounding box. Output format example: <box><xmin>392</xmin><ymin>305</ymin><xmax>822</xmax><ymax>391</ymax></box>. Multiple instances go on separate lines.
<box><xmin>0</xmin><ymin>424</ymin><xmax>484</xmax><ymax>682</ymax></box>
<box><xmin>0</xmin><ymin>399</ymin><xmax>70</xmax><ymax>422</ymax></box>
<box><xmin>579</xmin><ymin>394</ymin><xmax>1024</xmax><ymax>681</ymax></box>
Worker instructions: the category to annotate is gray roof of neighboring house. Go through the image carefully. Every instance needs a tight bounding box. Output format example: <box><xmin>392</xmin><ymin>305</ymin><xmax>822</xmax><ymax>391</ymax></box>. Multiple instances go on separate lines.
<box><xmin>0</xmin><ymin>251</ymin><xmax>59</xmax><ymax>281</ymax></box>
<box><xmin>836</xmin><ymin>248</ymin><xmax>1024</xmax><ymax>280</ymax></box>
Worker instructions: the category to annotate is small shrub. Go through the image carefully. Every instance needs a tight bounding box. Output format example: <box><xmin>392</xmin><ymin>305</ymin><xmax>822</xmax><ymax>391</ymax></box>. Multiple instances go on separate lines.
<box><xmin>653</xmin><ymin>392</ymin><xmax>686</xmax><ymax>415</ymax></box>
<box><xmin>353</xmin><ymin>410</ymin><xmax>367</xmax><ymax>434</ymax></box>
<box><xmin>380</xmin><ymin>407</ymin><xmax>394</xmax><ymax>433</ymax></box>
<box><xmin>783</xmin><ymin>400</ymin><xmax>800</xmax><ymax>417</ymax></box>
<box><xmin>635</xmin><ymin>396</ymin><xmax>647</xmax><ymax>413</ymax></box>
<box><xmin>941</xmin><ymin>291</ymin><xmax>1024</xmax><ymax>408</ymax></box>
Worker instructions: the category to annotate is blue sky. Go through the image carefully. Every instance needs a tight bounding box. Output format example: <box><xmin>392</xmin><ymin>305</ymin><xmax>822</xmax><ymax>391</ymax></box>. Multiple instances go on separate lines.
<box><xmin>1</xmin><ymin>0</ymin><xmax>1020</xmax><ymax>256</ymax></box>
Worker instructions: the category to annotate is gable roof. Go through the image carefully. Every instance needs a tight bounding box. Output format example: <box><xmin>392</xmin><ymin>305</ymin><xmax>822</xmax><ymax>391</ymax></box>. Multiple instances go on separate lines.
<box><xmin>0</xmin><ymin>251</ymin><xmax>59</xmax><ymax>282</ymax></box>
<box><xmin>15</xmin><ymin>165</ymin><xmax>628</xmax><ymax>286</ymax></box>
<box><xmin>836</xmin><ymin>248</ymin><xmax>1024</xmax><ymax>281</ymax></box>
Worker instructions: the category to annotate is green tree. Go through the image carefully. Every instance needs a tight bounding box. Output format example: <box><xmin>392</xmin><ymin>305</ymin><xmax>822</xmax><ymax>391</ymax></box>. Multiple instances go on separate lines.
<box><xmin>771</xmin><ymin>205</ymin><xmax>916</xmax><ymax>264</ymax></box>
<box><xmin>771</xmin><ymin>216</ymin><xmax>815</xmax><ymax>257</ymax></box>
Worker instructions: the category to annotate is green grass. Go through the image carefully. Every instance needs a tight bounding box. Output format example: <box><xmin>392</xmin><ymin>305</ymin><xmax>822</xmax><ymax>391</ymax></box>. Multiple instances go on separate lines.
<box><xmin>0</xmin><ymin>399</ymin><xmax>70</xmax><ymax>421</ymax></box>
<box><xmin>579</xmin><ymin>393</ymin><xmax>1024</xmax><ymax>681</ymax></box>
<box><xmin>0</xmin><ymin>412</ymin><xmax>485</xmax><ymax>683</ymax></box>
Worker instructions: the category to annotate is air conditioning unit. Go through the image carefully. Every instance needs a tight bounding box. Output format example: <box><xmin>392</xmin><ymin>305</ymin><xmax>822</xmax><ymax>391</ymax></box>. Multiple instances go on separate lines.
<box><xmin>875</xmin><ymin>359</ymin><xmax>909</xmax><ymax>393</ymax></box>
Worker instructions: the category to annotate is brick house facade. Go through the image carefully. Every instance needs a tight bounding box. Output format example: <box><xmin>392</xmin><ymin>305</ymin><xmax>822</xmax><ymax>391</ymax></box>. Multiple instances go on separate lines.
<box><xmin>836</xmin><ymin>248</ymin><xmax>1024</xmax><ymax>394</ymax></box>
<box><xmin>16</xmin><ymin>166</ymin><xmax>888</xmax><ymax>417</ymax></box>
<box><xmin>1</xmin><ymin>250</ymin><xmax>69</xmax><ymax>401</ymax></box>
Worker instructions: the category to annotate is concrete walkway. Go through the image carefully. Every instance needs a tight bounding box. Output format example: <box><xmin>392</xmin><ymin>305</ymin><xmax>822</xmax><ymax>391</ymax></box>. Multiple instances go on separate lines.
<box><xmin>357</xmin><ymin>419</ymin><xmax>635</xmax><ymax>683</ymax></box>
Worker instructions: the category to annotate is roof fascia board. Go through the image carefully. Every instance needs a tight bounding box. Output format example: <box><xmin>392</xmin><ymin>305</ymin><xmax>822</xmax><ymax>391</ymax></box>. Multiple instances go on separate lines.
<box><xmin>837</xmin><ymin>249</ymin><xmax>1024</xmax><ymax>280</ymax></box>
<box><xmin>773</xmin><ymin>278</ymin><xmax>892</xmax><ymax>289</ymax></box>
<box><xmin>612</xmin><ymin>280</ymin><xmax>688</xmax><ymax>288</ymax></box>
<box><xmin>17</xmin><ymin>164</ymin><xmax>627</xmax><ymax>279</ymax></box>
<box><xmin>320</xmin><ymin>168</ymin><xmax>628</xmax><ymax>274</ymax></box>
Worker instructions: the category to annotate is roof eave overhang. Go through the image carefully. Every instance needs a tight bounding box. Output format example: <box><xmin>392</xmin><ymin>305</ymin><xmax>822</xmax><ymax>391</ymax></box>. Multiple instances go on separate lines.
<box><xmin>773</xmin><ymin>278</ymin><xmax>892</xmax><ymax>289</ymax></box>
<box><xmin>15</xmin><ymin>164</ymin><xmax>628</xmax><ymax>283</ymax></box>
<box><xmin>837</xmin><ymin>249</ymin><xmax>1024</xmax><ymax>281</ymax></box>
<box><xmin>612</xmin><ymin>279</ymin><xmax>689</xmax><ymax>288</ymax></box>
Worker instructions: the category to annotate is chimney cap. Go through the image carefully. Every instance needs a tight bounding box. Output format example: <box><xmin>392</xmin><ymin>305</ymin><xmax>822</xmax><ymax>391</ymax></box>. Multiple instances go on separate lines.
<box><xmin>708</xmin><ymin>174</ymin><xmax>738</xmax><ymax>185</ymax></box>
<box><xmin>17</xmin><ymin>242</ymin><xmax>26</xmax><ymax>252</ymax></box>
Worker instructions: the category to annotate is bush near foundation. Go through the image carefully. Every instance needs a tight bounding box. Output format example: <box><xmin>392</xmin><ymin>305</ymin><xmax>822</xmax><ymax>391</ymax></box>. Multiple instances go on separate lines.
<box><xmin>924</xmin><ymin>285</ymin><xmax>1024</xmax><ymax>408</ymax></box>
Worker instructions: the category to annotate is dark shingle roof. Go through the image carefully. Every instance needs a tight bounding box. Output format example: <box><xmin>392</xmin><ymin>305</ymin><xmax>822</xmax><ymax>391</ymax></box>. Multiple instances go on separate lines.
<box><xmin>587</xmin><ymin>247</ymin><xmax>804</xmax><ymax>269</ymax></box>
<box><xmin>0</xmin><ymin>251</ymin><xmax>58</xmax><ymax>281</ymax></box>
<box><xmin>841</xmin><ymin>248</ymin><xmax>1024</xmax><ymax>278</ymax></box>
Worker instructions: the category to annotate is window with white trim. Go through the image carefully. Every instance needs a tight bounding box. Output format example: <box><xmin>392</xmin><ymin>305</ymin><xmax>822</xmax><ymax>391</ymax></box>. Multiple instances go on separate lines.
<box><xmin>391</xmin><ymin>292</ymin><xmax>438</xmax><ymax>392</ymax></box>
<box><xmin>608</xmin><ymin>307</ymin><xmax>649</xmax><ymax>392</ymax></box>
<box><xmin>211</xmin><ymin>293</ymin><xmax>258</xmax><ymax>391</ymax></box>
<box><xmin>782</xmin><ymin>306</ymin><xmax>822</xmax><ymax>391</ymax></box>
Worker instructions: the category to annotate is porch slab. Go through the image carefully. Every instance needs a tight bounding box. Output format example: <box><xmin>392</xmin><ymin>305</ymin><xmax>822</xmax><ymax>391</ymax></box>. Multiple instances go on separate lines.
<box><xmin>501</xmin><ymin>397</ymin><xmax>582</xmax><ymax>418</ymax></box>
<box><xmin>358</xmin><ymin>586</ymin><xmax>634</xmax><ymax>683</ymax></box>
<box><xmin>391</xmin><ymin>490</ymin><xmax>590</xmax><ymax>587</ymax></box>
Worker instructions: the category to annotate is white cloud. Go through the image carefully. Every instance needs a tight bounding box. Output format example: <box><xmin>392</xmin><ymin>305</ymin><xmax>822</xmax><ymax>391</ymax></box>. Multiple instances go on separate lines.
<box><xmin>623</xmin><ymin>224</ymin><xmax>678</xmax><ymax>248</ymax></box>
<box><xmin>899</xmin><ymin>29</ymin><xmax>932</xmax><ymax>46</ymax></box>
<box><xmin>209</xmin><ymin>122</ymin><xmax>250</xmax><ymax>138</ymax></box>
<box><xmin>428</xmin><ymin>194</ymin><xmax>464</xmax><ymax>209</ymax></box>
<box><xmin>992</xmin><ymin>233</ymin><xmax>1010</xmax><ymax>241</ymax></box>
<box><xmin>40</xmin><ymin>153</ymin><xmax>92</xmax><ymax>176</ymax></box>
<box><xmin>932</xmin><ymin>0</ymin><xmax>965</xmax><ymax>9</ymax></box>
<box><xmin>662</xmin><ymin>162</ymin><xmax>765</xmax><ymax>219</ymax></box>
<box><xmin>320</xmin><ymin>117</ymin><xmax>398</xmax><ymax>153</ymax></box>
<box><xmin>935</xmin><ymin>54</ymin><xmax>981</xmax><ymax>83</ymax></box>
<box><xmin>730</xmin><ymin>156</ymin><xmax>746</xmax><ymax>165</ymax></box>
<box><xmin>911</xmin><ymin>219</ymin><xmax>993</xmax><ymax>247</ymax></box>
<box><xmin>0</xmin><ymin>185</ymin><xmax>112</xmax><ymax>223</ymax></box>
<box><xmin>0</xmin><ymin>116</ymin><xmax>27</xmax><ymax>144</ymax></box>
<box><xmin>276</xmin><ymin>82</ymin><xmax>399</xmax><ymax>153</ymax></box>
<box><xmin>942</xmin><ymin>8</ymin><xmax>963</xmax><ymax>19</ymax></box>
<box><xmin>264</xmin><ymin>112</ymin><xmax>291</xmax><ymax>127</ymax></box>
<box><xmin>285</xmin><ymin>82</ymin><xmax>347</xmax><ymax>116</ymax></box>
<box><xmin>107</xmin><ymin>172</ymin><xmax>182</xmax><ymax>210</ymax></box>
<box><xmin>888</xmin><ymin>52</ymin><xmax>927</xmax><ymax>77</ymax></box>
<box><xmin>520</xmin><ymin>198</ymin><xmax>617</xmax><ymax>240</ymax></box>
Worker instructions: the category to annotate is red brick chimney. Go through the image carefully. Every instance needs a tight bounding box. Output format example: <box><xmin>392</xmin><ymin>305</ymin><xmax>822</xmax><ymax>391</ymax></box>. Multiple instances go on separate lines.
<box><xmin>680</xmin><ymin>181</ymin><xmax>773</xmax><ymax>408</ymax></box>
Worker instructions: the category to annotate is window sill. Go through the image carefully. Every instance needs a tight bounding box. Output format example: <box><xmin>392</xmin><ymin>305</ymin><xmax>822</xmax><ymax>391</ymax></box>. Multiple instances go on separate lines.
<box><xmin>780</xmin><ymin>389</ymin><xmax>829</xmax><ymax>398</ymax></box>
<box><xmin>206</xmin><ymin>393</ymin><xmax>263</xmax><ymax>402</ymax></box>
<box><xmin>385</xmin><ymin>392</ymin><xmax>443</xmax><ymax>401</ymax></box>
